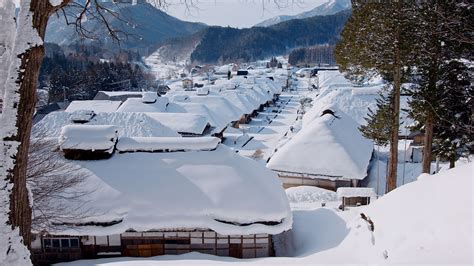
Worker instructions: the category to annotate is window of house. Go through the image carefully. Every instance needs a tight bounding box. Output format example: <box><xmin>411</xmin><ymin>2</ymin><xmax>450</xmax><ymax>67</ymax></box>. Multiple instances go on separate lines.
<box><xmin>43</xmin><ymin>239</ymin><xmax>52</xmax><ymax>248</ymax></box>
<box><xmin>43</xmin><ymin>238</ymin><xmax>80</xmax><ymax>251</ymax></box>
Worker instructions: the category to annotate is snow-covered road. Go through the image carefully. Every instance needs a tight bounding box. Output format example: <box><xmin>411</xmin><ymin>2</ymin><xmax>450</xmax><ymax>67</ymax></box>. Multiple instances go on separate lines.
<box><xmin>223</xmin><ymin>92</ymin><xmax>301</xmax><ymax>163</ymax></box>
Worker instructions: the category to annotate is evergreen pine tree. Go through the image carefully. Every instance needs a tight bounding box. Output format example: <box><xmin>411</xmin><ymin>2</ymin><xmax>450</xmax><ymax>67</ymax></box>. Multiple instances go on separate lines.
<box><xmin>432</xmin><ymin>60</ymin><xmax>473</xmax><ymax>168</ymax></box>
<box><xmin>359</xmin><ymin>87</ymin><xmax>394</xmax><ymax>147</ymax></box>
<box><xmin>408</xmin><ymin>1</ymin><xmax>472</xmax><ymax>173</ymax></box>
<box><xmin>335</xmin><ymin>1</ymin><xmax>415</xmax><ymax>192</ymax></box>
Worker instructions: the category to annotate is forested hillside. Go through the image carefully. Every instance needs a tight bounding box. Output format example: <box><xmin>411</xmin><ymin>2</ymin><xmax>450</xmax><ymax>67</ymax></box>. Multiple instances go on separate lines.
<box><xmin>189</xmin><ymin>10</ymin><xmax>350</xmax><ymax>64</ymax></box>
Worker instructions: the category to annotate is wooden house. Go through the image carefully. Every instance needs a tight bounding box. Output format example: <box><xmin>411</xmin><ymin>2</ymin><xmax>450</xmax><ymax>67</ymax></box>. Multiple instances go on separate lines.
<box><xmin>31</xmin><ymin>141</ymin><xmax>291</xmax><ymax>265</ymax></box>
<box><xmin>267</xmin><ymin>109</ymin><xmax>373</xmax><ymax>191</ymax></box>
<box><xmin>182</xmin><ymin>78</ymin><xmax>194</xmax><ymax>90</ymax></box>
<box><xmin>337</xmin><ymin>187</ymin><xmax>376</xmax><ymax>211</ymax></box>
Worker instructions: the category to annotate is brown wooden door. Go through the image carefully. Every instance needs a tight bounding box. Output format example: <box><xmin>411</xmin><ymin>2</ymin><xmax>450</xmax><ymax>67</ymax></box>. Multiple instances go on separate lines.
<box><xmin>229</xmin><ymin>244</ymin><xmax>242</xmax><ymax>258</ymax></box>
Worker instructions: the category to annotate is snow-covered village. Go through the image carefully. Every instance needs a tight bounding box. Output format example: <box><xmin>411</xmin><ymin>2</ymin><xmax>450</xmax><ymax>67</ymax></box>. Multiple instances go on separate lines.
<box><xmin>0</xmin><ymin>0</ymin><xmax>472</xmax><ymax>265</ymax></box>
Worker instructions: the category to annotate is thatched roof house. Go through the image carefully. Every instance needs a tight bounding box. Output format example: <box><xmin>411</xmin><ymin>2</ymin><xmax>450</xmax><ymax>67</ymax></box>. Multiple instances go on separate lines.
<box><xmin>32</xmin><ymin>142</ymin><xmax>291</xmax><ymax>264</ymax></box>
<box><xmin>267</xmin><ymin>108</ymin><xmax>373</xmax><ymax>190</ymax></box>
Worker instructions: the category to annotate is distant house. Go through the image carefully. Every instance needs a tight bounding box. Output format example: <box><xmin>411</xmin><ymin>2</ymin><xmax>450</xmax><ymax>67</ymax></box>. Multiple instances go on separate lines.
<box><xmin>267</xmin><ymin>108</ymin><xmax>374</xmax><ymax>191</ymax></box>
<box><xmin>407</xmin><ymin>131</ymin><xmax>425</xmax><ymax>163</ymax></box>
<box><xmin>157</xmin><ymin>85</ymin><xmax>171</xmax><ymax>96</ymax></box>
<box><xmin>237</xmin><ymin>70</ymin><xmax>249</xmax><ymax>76</ymax></box>
<box><xmin>336</xmin><ymin>187</ymin><xmax>376</xmax><ymax>211</ymax></box>
<box><xmin>31</xmin><ymin>140</ymin><xmax>291</xmax><ymax>264</ymax></box>
<box><xmin>182</xmin><ymin>78</ymin><xmax>194</xmax><ymax>90</ymax></box>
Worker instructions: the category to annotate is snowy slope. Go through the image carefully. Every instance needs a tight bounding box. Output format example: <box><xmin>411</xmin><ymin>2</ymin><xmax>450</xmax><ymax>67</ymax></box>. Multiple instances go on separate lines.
<box><xmin>255</xmin><ymin>0</ymin><xmax>351</xmax><ymax>27</ymax></box>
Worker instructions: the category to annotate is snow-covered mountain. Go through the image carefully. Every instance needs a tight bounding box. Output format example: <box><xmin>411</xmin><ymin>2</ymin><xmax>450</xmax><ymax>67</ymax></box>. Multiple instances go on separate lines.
<box><xmin>45</xmin><ymin>1</ymin><xmax>206</xmax><ymax>53</ymax></box>
<box><xmin>255</xmin><ymin>0</ymin><xmax>351</xmax><ymax>27</ymax></box>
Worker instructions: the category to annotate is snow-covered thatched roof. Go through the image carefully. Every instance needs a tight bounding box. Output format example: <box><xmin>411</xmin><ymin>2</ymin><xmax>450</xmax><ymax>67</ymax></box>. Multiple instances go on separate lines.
<box><xmin>51</xmin><ymin>145</ymin><xmax>292</xmax><ymax>236</ymax></box>
<box><xmin>144</xmin><ymin>113</ymin><xmax>209</xmax><ymax>135</ymax></box>
<box><xmin>116</xmin><ymin>137</ymin><xmax>220</xmax><ymax>152</ymax></box>
<box><xmin>59</xmin><ymin>124</ymin><xmax>118</xmax><ymax>152</ymax></box>
<box><xmin>166</xmin><ymin>102</ymin><xmax>228</xmax><ymax>134</ymax></box>
<box><xmin>34</xmin><ymin>111</ymin><xmax>179</xmax><ymax>138</ymax></box>
<box><xmin>116</xmin><ymin>96</ymin><xmax>169</xmax><ymax>113</ymax></box>
<box><xmin>267</xmin><ymin>109</ymin><xmax>373</xmax><ymax>181</ymax></box>
<box><xmin>65</xmin><ymin>100</ymin><xmax>122</xmax><ymax>113</ymax></box>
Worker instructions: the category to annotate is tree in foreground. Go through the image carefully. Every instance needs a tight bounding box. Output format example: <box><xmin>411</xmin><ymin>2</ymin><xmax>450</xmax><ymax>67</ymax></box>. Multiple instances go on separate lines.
<box><xmin>408</xmin><ymin>1</ymin><xmax>473</xmax><ymax>173</ymax></box>
<box><xmin>335</xmin><ymin>1</ymin><xmax>414</xmax><ymax>192</ymax></box>
<box><xmin>432</xmin><ymin>60</ymin><xmax>473</xmax><ymax>168</ymax></box>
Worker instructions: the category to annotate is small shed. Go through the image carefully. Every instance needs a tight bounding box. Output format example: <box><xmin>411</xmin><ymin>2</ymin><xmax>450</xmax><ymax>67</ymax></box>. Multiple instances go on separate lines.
<box><xmin>59</xmin><ymin>125</ymin><xmax>119</xmax><ymax>160</ymax></box>
<box><xmin>237</xmin><ymin>70</ymin><xmax>249</xmax><ymax>76</ymax></box>
<box><xmin>182</xmin><ymin>78</ymin><xmax>194</xmax><ymax>90</ymax></box>
<box><xmin>336</xmin><ymin>187</ymin><xmax>376</xmax><ymax>211</ymax></box>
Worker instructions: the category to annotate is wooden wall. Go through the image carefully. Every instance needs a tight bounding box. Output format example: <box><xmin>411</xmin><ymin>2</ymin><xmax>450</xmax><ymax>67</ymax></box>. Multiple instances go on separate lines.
<box><xmin>279</xmin><ymin>174</ymin><xmax>352</xmax><ymax>191</ymax></box>
<box><xmin>32</xmin><ymin>230</ymin><xmax>274</xmax><ymax>265</ymax></box>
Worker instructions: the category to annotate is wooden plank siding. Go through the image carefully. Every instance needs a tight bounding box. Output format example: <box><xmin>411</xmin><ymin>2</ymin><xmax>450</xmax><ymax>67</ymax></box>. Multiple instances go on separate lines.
<box><xmin>32</xmin><ymin>230</ymin><xmax>275</xmax><ymax>265</ymax></box>
<box><xmin>278</xmin><ymin>174</ymin><xmax>353</xmax><ymax>191</ymax></box>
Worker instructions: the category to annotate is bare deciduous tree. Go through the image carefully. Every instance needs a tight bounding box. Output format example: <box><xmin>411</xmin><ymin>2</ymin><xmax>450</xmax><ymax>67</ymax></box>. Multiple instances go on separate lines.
<box><xmin>27</xmin><ymin>136</ymin><xmax>93</xmax><ymax>232</ymax></box>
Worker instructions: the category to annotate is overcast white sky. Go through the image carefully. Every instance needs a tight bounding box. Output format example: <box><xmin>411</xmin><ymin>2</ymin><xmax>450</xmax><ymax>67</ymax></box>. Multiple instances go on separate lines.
<box><xmin>165</xmin><ymin>0</ymin><xmax>327</xmax><ymax>28</ymax></box>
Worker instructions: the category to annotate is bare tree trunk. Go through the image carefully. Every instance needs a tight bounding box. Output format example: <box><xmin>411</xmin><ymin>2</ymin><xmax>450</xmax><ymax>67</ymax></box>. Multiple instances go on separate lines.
<box><xmin>5</xmin><ymin>0</ymin><xmax>53</xmax><ymax>248</ymax></box>
<box><xmin>449</xmin><ymin>159</ymin><xmax>455</xmax><ymax>169</ymax></box>
<box><xmin>387</xmin><ymin>15</ymin><xmax>401</xmax><ymax>193</ymax></box>
<box><xmin>387</xmin><ymin>69</ymin><xmax>400</xmax><ymax>192</ymax></box>
<box><xmin>422</xmin><ymin>114</ymin><xmax>434</xmax><ymax>173</ymax></box>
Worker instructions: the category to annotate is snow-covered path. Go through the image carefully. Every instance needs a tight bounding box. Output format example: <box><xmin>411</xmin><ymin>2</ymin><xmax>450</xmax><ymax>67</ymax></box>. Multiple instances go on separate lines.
<box><xmin>223</xmin><ymin>92</ymin><xmax>301</xmax><ymax>163</ymax></box>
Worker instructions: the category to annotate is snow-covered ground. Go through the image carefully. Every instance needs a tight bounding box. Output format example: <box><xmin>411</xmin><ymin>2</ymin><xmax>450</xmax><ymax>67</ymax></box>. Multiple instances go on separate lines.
<box><xmin>144</xmin><ymin>51</ymin><xmax>186</xmax><ymax>80</ymax></box>
<box><xmin>223</xmin><ymin>92</ymin><xmax>301</xmax><ymax>162</ymax></box>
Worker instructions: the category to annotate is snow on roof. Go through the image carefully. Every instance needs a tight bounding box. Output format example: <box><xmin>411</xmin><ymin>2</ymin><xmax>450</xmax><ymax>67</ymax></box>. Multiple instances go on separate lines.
<box><xmin>144</xmin><ymin>113</ymin><xmax>209</xmax><ymax>135</ymax></box>
<box><xmin>116</xmin><ymin>97</ymin><xmax>169</xmax><ymax>113</ymax></box>
<box><xmin>178</xmin><ymin>96</ymin><xmax>243</xmax><ymax>123</ymax></box>
<box><xmin>336</xmin><ymin>187</ymin><xmax>376</xmax><ymax>199</ymax></box>
<box><xmin>53</xmin><ymin>145</ymin><xmax>292</xmax><ymax>236</ymax></box>
<box><xmin>65</xmin><ymin>100</ymin><xmax>122</xmax><ymax>113</ymax></box>
<box><xmin>69</xmin><ymin>110</ymin><xmax>95</xmax><ymax>123</ymax></box>
<box><xmin>267</xmin><ymin>109</ymin><xmax>373</xmax><ymax>180</ymax></box>
<box><xmin>221</xmin><ymin>91</ymin><xmax>256</xmax><ymax>115</ymax></box>
<box><xmin>141</xmin><ymin>92</ymin><xmax>158</xmax><ymax>103</ymax></box>
<box><xmin>59</xmin><ymin>125</ymin><xmax>118</xmax><ymax>152</ymax></box>
<box><xmin>166</xmin><ymin>102</ymin><xmax>227</xmax><ymax>134</ymax></box>
<box><xmin>116</xmin><ymin>137</ymin><xmax>220</xmax><ymax>152</ymax></box>
<box><xmin>197</xmin><ymin>87</ymin><xmax>209</xmax><ymax>96</ymax></box>
<box><xmin>97</xmin><ymin>91</ymin><xmax>145</xmax><ymax>97</ymax></box>
<box><xmin>34</xmin><ymin>112</ymin><xmax>179</xmax><ymax>138</ymax></box>
<box><xmin>303</xmin><ymin>81</ymin><xmax>383</xmax><ymax>126</ymax></box>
